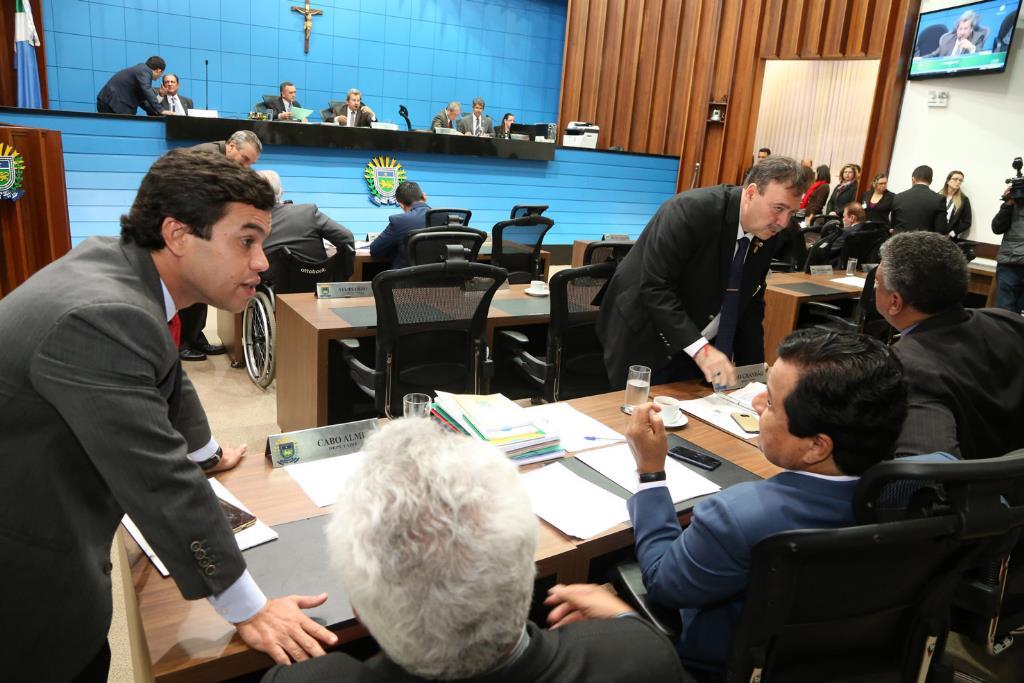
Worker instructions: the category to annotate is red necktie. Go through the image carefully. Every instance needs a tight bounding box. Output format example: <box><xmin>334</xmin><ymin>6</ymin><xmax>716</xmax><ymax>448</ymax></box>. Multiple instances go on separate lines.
<box><xmin>168</xmin><ymin>313</ymin><xmax>181</xmax><ymax>347</ymax></box>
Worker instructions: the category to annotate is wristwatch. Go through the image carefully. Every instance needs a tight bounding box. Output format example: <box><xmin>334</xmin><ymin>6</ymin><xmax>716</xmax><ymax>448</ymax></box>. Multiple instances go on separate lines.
<box><xmin>197</xmin><ymin>447</ymin><xmax>223</xmax><ymax>471</ymax></box>
<box><xmin>638</xmin><ymin>470</ymin><xmax>667</xmax><ymax>484</ymax></box>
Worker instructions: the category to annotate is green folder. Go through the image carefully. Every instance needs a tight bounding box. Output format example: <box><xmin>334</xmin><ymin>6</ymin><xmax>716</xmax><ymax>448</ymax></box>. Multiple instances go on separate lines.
<box><xmin>290</xmin><ymin>107</ymin><xmax>314</xmax><ymax>121</ymax></box>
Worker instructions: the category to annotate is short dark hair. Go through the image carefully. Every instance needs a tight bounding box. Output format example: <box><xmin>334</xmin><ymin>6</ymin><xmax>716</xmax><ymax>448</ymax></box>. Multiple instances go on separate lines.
<box><xmin>280</xmin><ymin>81</ymin><xmax>294</xmax><ymax>93</ymax></box>
<box><xmin>145</xmin><ymin>56</ymin><xmax>166</xmax><ymax>72</ymax></box>
<box><xmin>777</xmin><ymin>329</ymin><xmax>907</xmax><ymax>475</ymax></box>
<box><xmin>120</xmin><ymin>148</ymin><xmax>275</xmax><ymax>250</ymax></box>
<box><xmin>815</xmin><ymin>165</ymin><xmax>831</xmax><ymax>183</ymax></box>
<box><xmin>879</xmin><ymin>232</ymin><xmax>968</xmax><ymax>313</ymax></box>
<box><xmin>758</xmin><ymin>147</ymin><xmax>771</xmax><ymax>155</ymax></box>
<box><xmin>911</xmin><ymin>165</ymin><xmax>933</xmax><ymax>184</ymax></box>
<box><xmin>395</xmin><ymin>181</ymin><xmax>424</xmax><ymax>207</ymax></box>
<box><xmin>745</xmin><ymin>156</ymin><xmax>809</xmax><ymax>196</ymax></box>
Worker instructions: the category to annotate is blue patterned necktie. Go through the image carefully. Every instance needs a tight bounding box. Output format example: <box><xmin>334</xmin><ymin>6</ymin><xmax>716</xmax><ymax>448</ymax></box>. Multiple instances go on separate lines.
<box><xmin>716</xmin><ymin>236</ymin><xmax>750</xmax><ymax>360</ymax></box>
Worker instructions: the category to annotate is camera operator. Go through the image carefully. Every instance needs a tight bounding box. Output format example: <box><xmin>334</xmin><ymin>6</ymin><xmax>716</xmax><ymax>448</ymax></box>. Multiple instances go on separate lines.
<box><xmin>993</xmin><ymin>158</ymin><xmax>1024</xmax><ymax>313</ymax></box>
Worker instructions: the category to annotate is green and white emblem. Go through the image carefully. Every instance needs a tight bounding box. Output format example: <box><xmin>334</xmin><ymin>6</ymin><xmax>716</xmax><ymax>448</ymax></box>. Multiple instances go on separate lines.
<box><xmin>364</xmin><ymin>156</ymin><xmax>407</xmax><ymax>206</ymax></box>
<box><xmin>0</xmin><ymin>143</ymin><xmax>26</xmax><ymax>201</ymax></box>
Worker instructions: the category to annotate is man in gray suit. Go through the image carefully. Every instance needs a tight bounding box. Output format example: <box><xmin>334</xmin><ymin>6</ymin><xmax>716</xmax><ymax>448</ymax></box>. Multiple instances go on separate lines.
<box><xmin>430</xmin><ymin>100</ymin><xmax>462</xmax><ymax>131</ymax></box>
<box><xmin>456</xmin><ymin>97</ymin><xmax>494</xmax><ymax>136</ymax></box>
<box><xmin>158</xmin><ymin>72</ymin><xmax>193</xmax><ymax>115</ymax></box>
<box><xmin>258</xmin><ymin>169</ymin><xmax>355</xmax><ymax>263</ymax></box>
<box><xmin>0</xmin><ymin>149</ymin><xmax>337</xmax><ymax>681</ymax></box>
<box><xmin>925</xmin><ymin>9</ymin><xmax>989</xmax><ymax>57</ymax></box>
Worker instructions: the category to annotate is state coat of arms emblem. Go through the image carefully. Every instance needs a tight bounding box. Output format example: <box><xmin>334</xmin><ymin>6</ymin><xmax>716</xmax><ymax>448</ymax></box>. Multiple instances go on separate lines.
<box><xmin>364</xmin><ymin>156</ymin><xmax>407</xmax><ymax>206</ymax></box>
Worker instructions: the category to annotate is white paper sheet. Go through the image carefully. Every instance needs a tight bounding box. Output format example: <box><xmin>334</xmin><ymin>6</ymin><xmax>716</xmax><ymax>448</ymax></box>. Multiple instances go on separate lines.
<box><xmin>679</xmin><ymin>387</ymin><xmax>762</xmax><ymax>440</ymax></box>
<box><xmin>524</xmin><ymin>402</ymin><xmax>624</xmax><ymax>453</ymax></box>
<box><xmin>520</xmin><ymin>463</ymin><xmax>629</xmax><ymax>539</ymax></box>
<box><xmin>285</xmin><ymin>452</ymin><xmax>367</xmax><ymax>507</ymax></box>
<box><xmin>575</xmin><ymin>444</ymin><xmax>721</xmax><ymax>503</ymax></box>
<box><xmin>830</xmin><ymin>275</ymin><xmax>866</xmax><ymax>288</ymax></box>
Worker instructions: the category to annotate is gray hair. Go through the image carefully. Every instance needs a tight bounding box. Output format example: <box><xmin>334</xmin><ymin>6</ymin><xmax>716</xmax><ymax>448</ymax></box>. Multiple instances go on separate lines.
<box><xmin>346</xmin><ymin>87</ymin><xmax>361</xmax><ymax>99</ymax></box>
<box><xmin>162</xmin><ymin>72</ymin><xmax>179</xmax><ymax>84</ymax></box>
<box><xmin>472</xmin><ymin>96</ymin><xmax>485</xmax><ymax>108</ymax></box>
<box><xmin>227</xmin><ymin>129</ymin><xmax>262</xmax><ymax>153</ymax></box>
<box><xmin>746</xmin><ymin>155</ymin><xmax>809</xmax><ymax>196</ymax></box>
<box><xmin>879</xmin><ymin>232</ymin><xmax>967</xmax><ymax>313</ymax></box>
<box><xmin>958</xmin><ymin>10</ymin><xmax>979</xmax><ymax>28</ymax></box>
<box><xmin>446</xmin><ymin>100</ymin><xmax>462</xmax><ymax>113</ymax></box>
<box><xmin>256</xmin><ymin>169</ymin><xmax>283</xmax><ymax>204</ymax></box>
<box><xmin>326</xmin><ymin>419</ymin><xmax>538</xmax><ymax>679</ymax></box>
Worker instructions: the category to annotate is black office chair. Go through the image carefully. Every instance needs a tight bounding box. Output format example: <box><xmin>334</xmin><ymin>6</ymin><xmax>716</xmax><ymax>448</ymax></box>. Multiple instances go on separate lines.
<box><xmin>802</xmin><ymin>235</ymin><xmax>837</xmax><ymax>272</ymax></box>
<box><xmin>915</xmin><ymin>24</ymin><xmax>948</xmax><ymax>57</ymax></box>
<box><xmin>490</xmin><ymin>215</ymin><xmax>555</xmax><ymax>284</ymax></box>
<box><xmin>771</xmin><ymin>219</ymin><xmax>808</xmax><ymax>273</ymax></box>
<box><xmin>583</xmin><ymin>240</ymin><xmax>634</xmax><ymax>266</ymax></box>
<box><xmin>997</xmin><ymin>13</ymin><xmax>1016</xmax><ymax>52</ymax></box>
<box><xmin>801</xmin><ymin>266</ymin><xmax>895</xmax><ymax>343</ymax></box>
<box><xmin>838</xmin><ymin>221</ymin><xmax>889</xmax><ymax>270</ymax></box>
<box><xmin>510</xmin><ymin>204</ymin><xmax>548</xmax><ymax>219</ymax></box>
<box><xmin>405</xmin><ymin>226</ymin><xmax>487</xmax><ymax>266</ymax></box>
<box><xmin>319</xmin><ymin>107</ymin><xmax>333</xmax><ymax>122</ymax></box>
<box><xmin>498</xmin><ymin>262</ymin><xmax>614</xmax><ymax>403</ymax></box>
<box><xmin>855</xmin><ymin>451</ymin><xmax>1024</xmax><ymax>656</ymax></box>
<box><xmin>425</xmin><ymin>208</ymin><xmax>472</xmax><ymax>227</ymax></box>
<box><xmin>242</xmin><ymin>246</ymin><xmax>355</xmax><ymax>388</ymax></box>
<box><xmin>336</xmin><ymin>261</ymin><xmax>506</xmax><ymax>417</ymax></box>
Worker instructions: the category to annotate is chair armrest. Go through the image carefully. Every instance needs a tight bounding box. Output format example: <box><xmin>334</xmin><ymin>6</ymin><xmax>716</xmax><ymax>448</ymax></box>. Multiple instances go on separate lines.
<box><xmin>338</xmin><ymin>338</ymin><xmax>360</xmax><ymax>350</ymax></box>
<box><xmin>609</xmin><ymin>562</ymin><xmax>682</xmax><ymax>640</ymax></box>
<box><xmin>498</xmin><ymin>329</ymin><xmax>530</xmax><ymax>346</ymax></box>
<box><xmin>331</xmin><ymin>339</ymin><xmax>376</xmax><ymax>393</ymax></box>
<box><xmin>806</xmin><ymin>302</ymin><xmax>841</xmax><ymax>315</ymax></box>
<box><xmin>510</xmin><ymin>350</ymin><xmax>550</xmax><ymax>385</ymax></box>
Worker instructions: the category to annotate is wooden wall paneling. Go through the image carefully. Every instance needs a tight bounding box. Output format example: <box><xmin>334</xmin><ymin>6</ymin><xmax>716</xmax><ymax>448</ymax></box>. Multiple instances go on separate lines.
<box><xmin>627</xmin><ymin>0</ymin><xmax>666</xmax><ymax>152</ymax></box>
<box><xmin>726</xmin><ymin>0</ymin><xmax>770</xmax><ymax>183</ymax></box>
<box><xmin>803</xmin><ymin>0</ymin><xmax>828</xmax><ymax>57</ymax></box>
<box><xmin>822</xmin><ymin>0</ymin><xmax>855</xmax><ymax>58</ymax></box>
<box><xmin>645</xmin><ymin>0</ymin><xmax>685</xmax><ymax>153</ymax></box>
<box><xmin>578</xmin><ymin>0</ymin><xmax>609</xmax><ymax>122</ymax></box>
<box><xmin>609</xmin><ymin>0</ymin><xmax>645</xmax><ymax>150</ymax></box>
<box><xmin>678</xmin><ymin>0</ymin><xmax>723</xmax><ymax>190</ymax></box>
<box><xmin>557</xmin><ymin>0</ymin><xmax>589</xmax><ymax>131</ymax></box>
<box><xmin>665</xmin><ymin>0</ymin><xmax>706</xmax><ymax>163</ymax></box>
<box><xmin>594</xmin><ymin>0</ymin><xmax>627</xmax><ymax>142</ymax></box>
<box><xmin>843</xmin><ymin>0</ymin><xmax>874</xmax><ymax>57</ymax></box>
<box><xmin>700</xmin><ymin>0</ymin><xmax>746</xmax><ymax>186</ymax></box>
<box><xmin>866</xmin><ymin>0</ymin><xmax>893</xmax><ymax>57</ymax></box>
<box><xmin>760</xmin><ymin>0</ymin><xmax>784</xmax><ymax>58</ymax></box>
<box><xmin>777</xmin><ymin>0</ymin><xmax>808</xmax><ymax>58</ymax></box>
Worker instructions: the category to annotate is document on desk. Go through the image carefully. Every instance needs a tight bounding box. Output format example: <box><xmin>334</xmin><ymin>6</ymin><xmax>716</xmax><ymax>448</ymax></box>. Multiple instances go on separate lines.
<box><xmin>575</xmin><ymin>444</ymin><xmax>720</xmax><ymax>503</ymax></box>
<box><xmin>285</xmin><ymin>451</ymin><xmax>367</xmax><ymax>507</ymax></box>
<box><xmin>830</xmin><ymin>275</ymin><xmax>866</xmax><ymax>288</ymax></box>
<box><xmin>520</xmin><ymin>463</ymin><xmax>629</xmax><ymax>539</ymax></box>
<box><xmin>679</xmin><ymin>382</ymin><xmax>766</xmax><ymax>439</ymax></box>
<box><xmin>524</xmin><ymin>402</ymin><xmax>624</xmax><ymax>453</ymax></box>
<box><xmin>121</xmin><ymin>479</ymin><xmax>279</xmax><ymax>577</ymax></box>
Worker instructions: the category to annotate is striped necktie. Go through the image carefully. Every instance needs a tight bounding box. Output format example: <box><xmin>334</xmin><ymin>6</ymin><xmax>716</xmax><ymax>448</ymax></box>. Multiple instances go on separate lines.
<box><xmin>716</xmin><ymin>236</ymin><xmax>750</xmax><ymax>360</ymax></box>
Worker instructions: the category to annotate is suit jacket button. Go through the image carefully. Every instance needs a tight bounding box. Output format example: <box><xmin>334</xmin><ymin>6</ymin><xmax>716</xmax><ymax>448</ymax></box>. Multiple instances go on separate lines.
<box><xmin>102</xmin><ymin>561</ymin><xmax>113</xmax><ymax>575</ymax></box>
<box><xmin>190</xmin><ymin>541</ymin><xmax>202</xmax><ymax>552</ymax></box>
<box><xmin>195</xmin><ymin>549</ymin><xmax>207</xmax><ymax>560</ymax></box>
<box><xmin>205</xmin><ymin>564</ymin><xmax>216</xmax><ymax>575</ymax></box>
<box><xmin>199</xmin><ymin>558</ymin><xmax>210</xmax><ymax>568</ymax></box>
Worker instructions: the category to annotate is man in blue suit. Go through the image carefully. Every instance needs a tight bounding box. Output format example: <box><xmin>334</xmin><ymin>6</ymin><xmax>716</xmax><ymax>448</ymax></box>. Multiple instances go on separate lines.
<box><xmin>369</xmin><ymin>181</ymin><xmax>431</xmax><ymax>269</ymax></box>
<box><xmin>96</xmin><ymin>56</ymin><xmax>171</xmax><ymax>116</ymax></box>
<box><xmin>625</xmin><ymin>328</ymin><xmax>908</xmax><ymax>678</ymax></box>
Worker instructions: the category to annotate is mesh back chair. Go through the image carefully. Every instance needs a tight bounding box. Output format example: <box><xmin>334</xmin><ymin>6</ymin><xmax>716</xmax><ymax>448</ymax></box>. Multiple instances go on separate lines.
<box><xmin>838</xmin><ymin>221</ymin><xmax>889</xmax><ymax>270</ymax></box>
<box><xmin>916</xmin><ymin>24</ymin><xmax>948</xmax><ymax>56</ymax></box>
<box><xmin>262</xmin><ymin>246</ymin><xmax>354</xmax><ymax>293</ymax></box>
<box><xmin>498</xmin><ymin>262</ymin><xmax>614</xmax><ymax>403</ymax></box>
<box><xmin>855</xmin><ymin>451</ymin><xmax>1024</xmax><ymax>656</ymax></box>
<box><xmin>405</xmin><ymin>226</ymin><xmax>487</xmax><ymax>266</ymax></box>
<box><xmin>338</xmin><ymin>261</ymin><xmax>506</xmax><ymax>417</ymax></box>
<box><xmin>583</xmin><ymin>240</ymin><xmax>634</xmax><ymax>266</ymax></box>
<box><xmin>425</xmin><ymin>208</ymin><xmax>472</xmax><ymax>227</ymax></box>
<box><xmin>490</xmin><ymin>215</ymin><xmax>555</xmax><ymax>284</ymax></box>
<box><xmin>510</xmin><ymin>204</ymin><xmax>548</xmax><ymax>219</ymax></box>
<box><xmin>802</xmin><ymin>235</ymin><xmax>837</xmax><ymax>272</ymax></box>
<box><xmin>803</xmin><ymin>267</ymin><xmax>896</xmax><ymax>343</ymax></box>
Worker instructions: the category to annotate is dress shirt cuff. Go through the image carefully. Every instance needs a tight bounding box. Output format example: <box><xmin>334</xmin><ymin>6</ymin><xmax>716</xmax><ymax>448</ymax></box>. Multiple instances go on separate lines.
<box><xmin>208</xmin><ymin>570</ymin><xmax>267</xmax><ymax>623</ymax></box>
<box><xmin>637</xmin><ymin>480</ymin><xmax>670</xmax><ymax>492</ymax></box>
<box><xmin>683</xmin><ymin>337</ymin><xmax>710</xmax><ymax>359</ymax></box>
<box><xmin>614</xmin><ymin>611</ymin><xmax>642</xmax><ymax>620</ymax></box>
<box><xmin>187</xmin><ymin>436</ymin><xmax>220</xmax><ymax>464</ymax></box>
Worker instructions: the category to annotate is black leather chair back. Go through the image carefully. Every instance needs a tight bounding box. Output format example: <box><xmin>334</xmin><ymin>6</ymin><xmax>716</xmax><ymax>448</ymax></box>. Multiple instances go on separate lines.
<box><xmin>510</xmin><ymin>204</ymin><xmax>548</xmax><ymax>219</ymax></box>
<box><xmin>406</xmin><ymin>226</ymin><xmax>487</xmax><ymax>266</ymax></box>
<box><xmin>583</xmin><ymin>240</ymin><xmax>634</xmax><ymax>266</ymax></box>
<box><xmin>262</xmin><ymin>246</ymin><xmax>354</xmax><ymax>294</ymax></box>
<box><xmin>839</xmin><ymin>221</ymin><xmax>889</xmax><ymax>269</ymax></box>
<box><xmin>425</xmin><ymin>208</ymin><xmax>472</xmax><ymax>227</ymax></box>
<box><xmin>490</xmin><ymin>215</ymin><xmax>555</xmax><ymax>284</ymax></box>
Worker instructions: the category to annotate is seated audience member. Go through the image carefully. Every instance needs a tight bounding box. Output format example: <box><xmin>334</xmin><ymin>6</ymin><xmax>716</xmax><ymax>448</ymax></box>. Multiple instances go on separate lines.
<box><xmin>825</xmin><ymin>163</ymin><xmax>859</xmax><ymax>216</ymax></box>
<box><xmin>802</xmin><ymin>165</ymin><xmax>831</xmax><ymax>224</ymax></box>
<box><xmin>800</xmin><ymin>158</ymin><xmax>814</xmax><ymax>169</ymax></box>
<box><xmin>263</xmin><ymin>419</ymin><xmax>685</xmax><ymax>683</ymax></box>
<box><xmin>875</xmin><ymin>232</ymin><xmax>1024</xmax><ymax>460</ymax></box>
<box><xmin>457</xmin><ymin>97</ymin><xmax>494</xmax><ymax>136</ymax></box>
<box><xmin>266</xmin><ymin>81</ymin><xmax>306</xmax><ymax>122</ymax></box>
<box><xmin>626</xmin><ymin>328</ymin><xmax>907</xmax><ymax>678</ymax></box>
<box><xmin>330</xmin><ymin>87</ymin><xmax>376</xmax><ymax>127</ymax></box>
<box><xmin>495</xmin><ymin>112</ymin><xmax>515</xmax><ymax>138</ymax></box>
<box><xmin>368</xmin><ymin>181</ymin><xmax>431</xmax><ymax>270</ymax></box>
<box><xmin>158</xmin><ymin>73</ymin><xmax>192</xmax><ymax>115</ymax></box>
<box><xmin>940</xmin><ymin>170</ymin><xmax>973</xmax><ymax>239</ymax></box>
<box><xmin>925</xmin><ymin>9</ymin><xmax>988</xmax><ymax>57</ymax></box>
<box><xmin>892</xmin><ymin>165</ymin><xmax>946</xmax><ymax>233</ymax></box>
<box><xmin>257</xmin><ymin>170</ymin><xmax>354</xmax><ymax>262</ymax></box>
<box><xmin>96</xmin><ymin>55</ymin><xmax>171</xmax><ymax>116</ymax></box>
<box><xmin>189</xmin><ymin>130</ymin><xmax>262</xmax><ymax>168</ymax></box>
<box><xmin>430</xmin><ymin>101</ymin><xmax>462</xmax><ymax>131</ymax></box>
<box><xmin>861</xmin><ymin>172</ymin><xmax>895</xmax><ymax>225</ymax></box>
<box><xmin>828</xmin><ymin>202</ymin><xmax>868</xmax><ymax>265</ymax></box>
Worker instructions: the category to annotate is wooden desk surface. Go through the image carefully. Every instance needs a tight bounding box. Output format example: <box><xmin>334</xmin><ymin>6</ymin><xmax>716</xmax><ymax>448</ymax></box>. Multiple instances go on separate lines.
<box><xmin>135</xmin><ymin>380</ymin><xmax>776</xmax><ymax>682</ymax></box>
<box><xmin>762</xmin><ymin>270</ymin><xmax>863</xmax><ymax>363</ymax></box>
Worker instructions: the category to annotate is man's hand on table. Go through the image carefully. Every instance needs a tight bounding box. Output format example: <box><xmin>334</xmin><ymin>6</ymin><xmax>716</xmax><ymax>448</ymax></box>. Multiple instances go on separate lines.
<box><xmin>207</xmin><ymin>442</ymin><xmax>247</xmax><ymax>474</ymax></box>
<box><xmin>694</xmin><ymin>344</ymin><xmax>737</xmax><ymax>387</ymax></box>
<box><xmin>626</xmin><ymin>402</ymin><xmax>668</xmax><ymax>474</ymax></box>
<box><xmin>544</xmin><ymin>584</ymin><xmax>634</xmax><ymax>629</ymax></box>
<box><xmin>236</xmin><ymin>593</ymin><xmax>338</xmax><ymax>664</ymax></box>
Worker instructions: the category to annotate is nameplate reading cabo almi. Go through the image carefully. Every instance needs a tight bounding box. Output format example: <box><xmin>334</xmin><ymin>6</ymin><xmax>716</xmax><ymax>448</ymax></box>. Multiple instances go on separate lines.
<box><xmin>266</xmin><ymin>418</ymin><xmax>379</xmax><ymax>467</ymax></box>
<box><xmin>317</xmin><ymin>281</ymin><xmax>373</xmax><ymax>299</ymax></box>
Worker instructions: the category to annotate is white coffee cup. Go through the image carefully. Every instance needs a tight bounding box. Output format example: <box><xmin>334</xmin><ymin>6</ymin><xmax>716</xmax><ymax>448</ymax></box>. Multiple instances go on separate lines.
<box><xmin>653</xmin><ymin>396</ymin><xmax>681</xmax><ymax>424</ymax></box>
<box><xmin>530</xmin><ymin>279</ymin><xmax>547</xmax><ymax>292</ymax></box>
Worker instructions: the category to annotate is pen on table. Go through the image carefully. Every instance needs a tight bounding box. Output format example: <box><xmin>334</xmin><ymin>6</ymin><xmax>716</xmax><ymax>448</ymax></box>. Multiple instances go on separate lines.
<box><xmin>583</xmin><ymin>435</ymin><xmax>625</xmax><ymax>442</ymax></box>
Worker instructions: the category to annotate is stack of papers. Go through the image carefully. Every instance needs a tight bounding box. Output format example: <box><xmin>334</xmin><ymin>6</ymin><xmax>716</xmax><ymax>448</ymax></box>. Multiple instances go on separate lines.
<box><xmin>679</xmin><ymin>382</ymin><xmax>766</xmax><ymax>439</ymax></box>
<box><xmin>524</xmin><ymin>402</ymin><xmax>624</xmax><ymax>453</ymax></box>
<box><xmin>285</xmin><ymin>452</ymin><xmax>367</xmax><ymax>507</ymax></box>
<box><xmin>575</xmin><ymin>444</ymin><xmax>720</xmax><ymax>503</ymax></box>
<box><xmin>433</xmin><ymin>391</ymin><xmax>564</xmax><ymax>465</ymax></box>
<box><xmin>520</xmin><ymin>463</ymin><xmax>630</xmax><ymax>538</ymax></box>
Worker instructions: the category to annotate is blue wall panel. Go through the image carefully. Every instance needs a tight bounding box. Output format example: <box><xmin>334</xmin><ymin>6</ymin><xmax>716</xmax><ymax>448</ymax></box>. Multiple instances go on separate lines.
<box><xmin>0</xmin><ymin>111</ymin><xmax>678</xmax><ymax>248</ymax></box>
<box><xmin>42</xmin><ymin>0</ymin><xmax>566</xmax><ymax>129</ymax></box>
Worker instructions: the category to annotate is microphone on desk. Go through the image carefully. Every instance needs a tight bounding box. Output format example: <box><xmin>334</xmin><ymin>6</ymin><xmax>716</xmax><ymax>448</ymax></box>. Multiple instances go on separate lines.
<box><xmin>398</xmin><ymin>104</ymin><xmax>411</xmax><ymax>131</ymax></box>
<box><xmin>204</xmin><ymin>59</ymin><xmax>209</xmax><ymax>110</ymax></box>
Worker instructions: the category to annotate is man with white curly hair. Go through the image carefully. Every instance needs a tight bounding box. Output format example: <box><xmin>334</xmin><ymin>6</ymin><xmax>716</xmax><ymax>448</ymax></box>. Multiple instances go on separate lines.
<box><xmin>262</xmin><ymin>419</ymin><xmax>684</xmax><ymax>682</ymax></box>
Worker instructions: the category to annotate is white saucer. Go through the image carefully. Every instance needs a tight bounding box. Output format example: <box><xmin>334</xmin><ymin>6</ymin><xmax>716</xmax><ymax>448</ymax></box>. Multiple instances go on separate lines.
<box><xmin>662</xmin><ymin>413</ymin><xmax>689</xmax><ymax>429</ymax></box>
<box><xmin>524</xmin><ymin>287</ymin><xmax>550</xmax><ymax>297</ymax></box>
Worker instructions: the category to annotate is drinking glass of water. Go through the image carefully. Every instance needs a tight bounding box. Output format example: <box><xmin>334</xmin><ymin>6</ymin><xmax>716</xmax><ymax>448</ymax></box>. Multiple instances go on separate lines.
<box><xmin>623</xmin><ymin>365</ymin><xmax>652</xmax><ymax>412</ymax></box>
<box><xmin>846</xmin><ymin>258</ymin><xmax>858</xmax><ymax>276</ymax></box>
<box><xmin>403</xmin><ymin>393</ymin><xmax>432</xmax><ymax>418</ymax></box>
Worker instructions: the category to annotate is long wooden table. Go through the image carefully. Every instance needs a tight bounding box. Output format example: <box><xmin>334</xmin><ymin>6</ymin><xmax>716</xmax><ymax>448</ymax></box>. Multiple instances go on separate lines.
<box><xmin>762</xmin><ymin>270</ymin><xmax>864</xmax><ymax>363</ymax></box>
<box><xmin>131</xmin><ymin>380</ymin><xmax>777</xmax><ymax>682</ymax></box>
<box><xmin>967</xmin><ymin>261</ymin><xmax>997</xmax><ymax>307</ymax></box>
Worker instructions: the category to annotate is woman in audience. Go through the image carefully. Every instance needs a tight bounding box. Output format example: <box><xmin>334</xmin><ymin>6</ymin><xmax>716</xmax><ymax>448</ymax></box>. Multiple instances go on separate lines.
<box><xmin>495</xmin><ymin>112</ymin><xmax>515</xmax><ymax>138</ymax></box>
<box><xmin>940</xmin><ymin>169</ymin><xmax>973</xmax><ymax>239</ymax></box>
<box><xmin>802</xmin><ymin>165</ymin><xmax>831</xmax><ymax>225</ymax></box>
<box><xmin>826</xmin><ymin>163</ymin><xmax>859</xmax><ymax>215</ymax></box>
<box><xmin>861</xmin><ymin>172</ymin><xmax>895</xmax><ymax>225</ymax></box>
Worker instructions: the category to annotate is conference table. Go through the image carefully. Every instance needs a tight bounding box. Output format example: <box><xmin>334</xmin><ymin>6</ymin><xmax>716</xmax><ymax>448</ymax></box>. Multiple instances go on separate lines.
<box><xmin>128</xmin><ymin>379</ymin><xmax>777</xmax><ymax>682</ymax></box>
<box><xmin>762</xmin><ymin>270</ymin><xmax>865</xmax><ymax>363</ymax></box>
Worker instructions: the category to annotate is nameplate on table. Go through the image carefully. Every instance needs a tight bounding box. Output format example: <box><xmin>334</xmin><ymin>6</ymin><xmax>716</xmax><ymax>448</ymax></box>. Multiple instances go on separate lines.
<box><xmin>809</xmin><ymin>265</ymin><xmax>833</xmax><ymax>276</ymax></box>
<box><xmin>317</xmin><ymin>281</ymin><xmax>373</xmax><ymax>299</ymax></box>
<box><xmin>265</xmin><ymin>418</ymin><xmax>379</xmax><ymax>467</ymax></box>
<box><xmin>715</xmin><ymin>363</ymin><xmax>768</xmax><ymax>391</ymax></box>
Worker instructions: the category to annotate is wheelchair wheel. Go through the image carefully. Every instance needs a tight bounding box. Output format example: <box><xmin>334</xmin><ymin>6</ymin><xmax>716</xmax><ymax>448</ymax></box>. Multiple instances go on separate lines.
<box><xmin>243</xmin><ymin>290</ymin><xmax>276</xmax><ymax>388</ymax></box>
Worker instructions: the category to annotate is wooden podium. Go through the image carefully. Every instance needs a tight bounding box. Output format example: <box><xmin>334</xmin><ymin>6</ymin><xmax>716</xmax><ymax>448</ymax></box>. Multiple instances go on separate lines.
<box><xmin>0</xmin><ymin>124</ymin><xmax>71</xmax><ymax>298</ymax></box>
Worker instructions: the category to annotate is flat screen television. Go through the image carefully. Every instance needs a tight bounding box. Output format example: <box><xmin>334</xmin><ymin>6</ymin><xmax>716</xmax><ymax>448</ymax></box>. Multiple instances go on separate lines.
<box><xmin>908</xmin><ymin>0</ymin><xmax>1021</xmax><ymax>79</ymax></box>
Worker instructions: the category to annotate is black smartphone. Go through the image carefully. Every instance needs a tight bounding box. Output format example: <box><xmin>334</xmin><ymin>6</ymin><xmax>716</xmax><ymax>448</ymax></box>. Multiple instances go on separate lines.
<box><xmin>667</xmin><ymin>445</ymin><xmax>722</xmax><ymax>471</ymax></box>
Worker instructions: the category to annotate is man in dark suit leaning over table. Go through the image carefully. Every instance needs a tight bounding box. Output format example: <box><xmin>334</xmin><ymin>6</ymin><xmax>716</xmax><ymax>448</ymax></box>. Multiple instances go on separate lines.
<box><xmin>0</xmin><ymin>149</ymin><xmax>337</xmax><ymax>681</ymax></box>
<box><xmin>624</xmin><ymin>329</ymin><xmax>909</xmax><ymax>679</ymax></box>
<box><xmin>597</xmin><ymin>156</ymin><xmax>808</xmax><ymax>389</ymax></box>
<box><xmin>369</xmin><ymin>181</ymin><xmax>431</xmax><ymax>269</ymax></box>
<box><xmin>892</xmin><ymin>165</ymin><xmax>947</xmax><ymax>233</ymax></box>
<box><xmin>263</xmin><ymin>418</ymin><xmax>686</xmax><ymax>683</ymax></box>
<box><xmin>875</xmin><ymin>231</ymin><xmax>1024</xmax><ymax>460</ymax></box>
<box><xmin>96</xmin><ymin>55</ymin><xmax>172</xmax><ymax>116</ymax></box>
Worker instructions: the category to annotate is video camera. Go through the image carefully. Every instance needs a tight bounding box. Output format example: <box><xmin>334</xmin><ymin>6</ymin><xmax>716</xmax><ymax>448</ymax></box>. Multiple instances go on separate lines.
<box><xmin>1006</xmin><ymin>157</ymin><xmax>1024</xmax><ymax>204</ymax></box>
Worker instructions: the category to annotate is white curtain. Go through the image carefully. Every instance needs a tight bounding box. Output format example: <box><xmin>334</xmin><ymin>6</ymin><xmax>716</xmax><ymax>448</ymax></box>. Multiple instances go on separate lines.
<box><xmin>753</xmin><ymin>60</ymin><xmax>881</xmax><ymax>181</ymax></box>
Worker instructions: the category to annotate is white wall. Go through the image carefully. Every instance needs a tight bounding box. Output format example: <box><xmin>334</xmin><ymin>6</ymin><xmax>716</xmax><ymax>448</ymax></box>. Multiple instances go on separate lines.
<box><xmin>889</xmin><ymin>0</ymin><xmax>1024</xmax><ymax>244</ymax></box>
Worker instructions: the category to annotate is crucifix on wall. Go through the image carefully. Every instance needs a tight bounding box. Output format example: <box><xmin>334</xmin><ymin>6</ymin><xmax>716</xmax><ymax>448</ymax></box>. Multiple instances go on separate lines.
<box><xmin>291</xmin><ymin>0</ymin><xmax>323</xmax><ymax>54</ymax></box>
